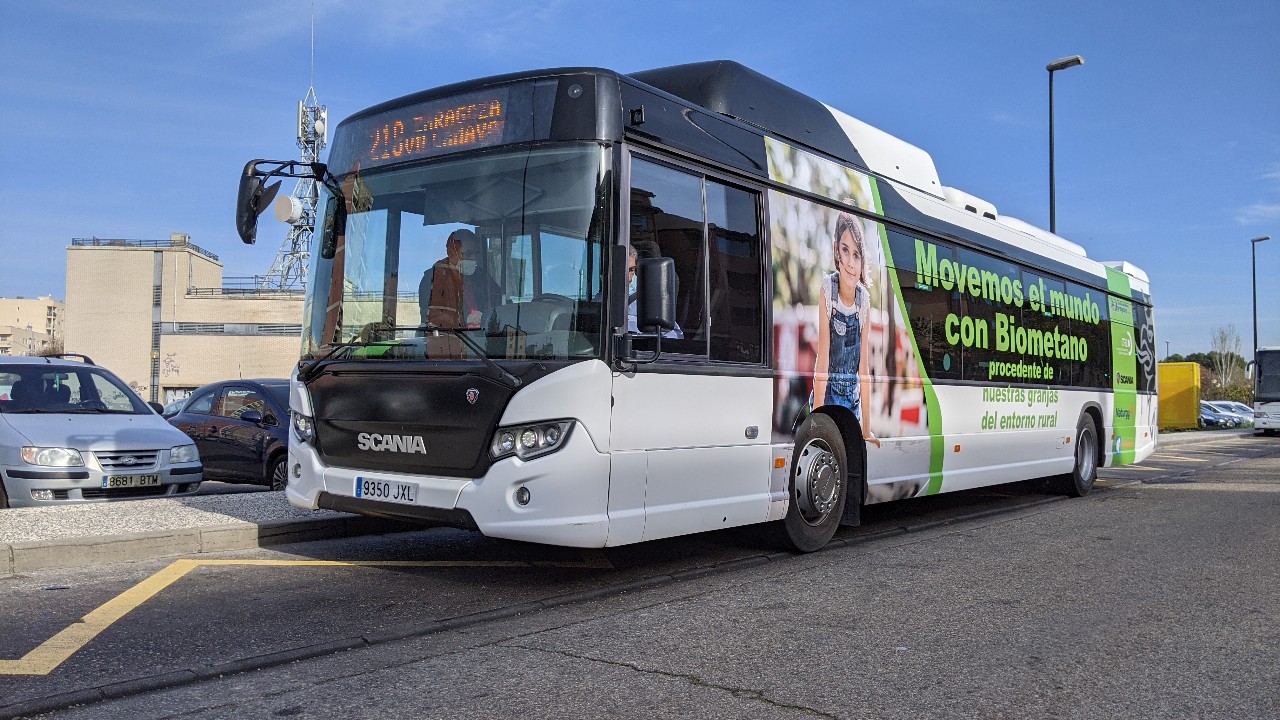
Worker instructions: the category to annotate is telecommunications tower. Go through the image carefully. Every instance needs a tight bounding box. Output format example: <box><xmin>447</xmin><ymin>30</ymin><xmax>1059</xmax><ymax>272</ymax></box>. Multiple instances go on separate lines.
<box><xmin>261</xmin><ymin>21</ymin><xmax>327</xmax><ymax>290</ymax></box>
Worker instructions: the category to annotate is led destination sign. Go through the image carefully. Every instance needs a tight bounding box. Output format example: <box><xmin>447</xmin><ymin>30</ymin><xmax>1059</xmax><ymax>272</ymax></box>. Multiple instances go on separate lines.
<box><xmin>367</xmin><ymin>96</ymin><xmax>505</xmax><ymax>163</ymax></box>
<box><xmin>329</xmin><ymin>87</ymin><xmax>516</xmax><ymax>173</ymax></box>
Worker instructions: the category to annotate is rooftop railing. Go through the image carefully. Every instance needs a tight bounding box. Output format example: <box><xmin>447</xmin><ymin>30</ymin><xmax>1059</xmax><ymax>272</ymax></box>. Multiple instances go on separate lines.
<box><xmin>71</xmin><ymin>236</ymin><xmax>220</xmax><ymax>261</ymax></box>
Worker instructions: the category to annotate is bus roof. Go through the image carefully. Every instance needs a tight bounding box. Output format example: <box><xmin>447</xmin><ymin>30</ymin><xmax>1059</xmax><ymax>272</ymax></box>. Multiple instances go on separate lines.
<box><xmin>628</xmin><ymin>60</ymin><xmax>1149</xmax><ymax>294</ymax></box>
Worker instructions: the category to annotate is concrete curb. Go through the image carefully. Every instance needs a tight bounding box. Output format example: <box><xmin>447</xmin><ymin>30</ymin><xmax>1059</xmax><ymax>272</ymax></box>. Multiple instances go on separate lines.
<box><xmin>1</xmin><ymin>516</ymin><xmax>419</xmax><ymax>576</ymax></box>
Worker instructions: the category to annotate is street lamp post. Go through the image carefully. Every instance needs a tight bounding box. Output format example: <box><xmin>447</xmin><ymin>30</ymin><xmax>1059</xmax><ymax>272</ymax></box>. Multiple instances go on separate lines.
<box><xmin>1252</xmin><ymin>235</ymin><xmax>1271</xmax><ymax>361</ymax></box>
<box><xmin>1047</xmin><ymin>55</ymin><xmax>1084</xmax><ymax>235</ymax></box>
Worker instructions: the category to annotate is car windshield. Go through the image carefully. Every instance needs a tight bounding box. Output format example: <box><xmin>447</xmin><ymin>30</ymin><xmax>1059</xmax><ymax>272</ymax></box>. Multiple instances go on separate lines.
<box><xmin>0</xmin><ymin>365</ymin><xmax>149</xmax><ymax>415</ymax></box>
<box><xmin>301</xmin><ymin>143</ymin><xmax>609</xmax><ymax>363</ymax></box>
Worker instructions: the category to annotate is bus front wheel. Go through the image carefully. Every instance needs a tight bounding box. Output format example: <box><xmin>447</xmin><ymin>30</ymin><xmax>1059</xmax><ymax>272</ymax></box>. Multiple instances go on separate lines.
<box><xmin>779</xmin><ymin>414</ymin><xmax>847</xmax><ymax>552</ymax></box>
<box><xmin>1054</xmin><ymin>414</ymin><xmax>1098</xmax><ymax>497</ymax></box>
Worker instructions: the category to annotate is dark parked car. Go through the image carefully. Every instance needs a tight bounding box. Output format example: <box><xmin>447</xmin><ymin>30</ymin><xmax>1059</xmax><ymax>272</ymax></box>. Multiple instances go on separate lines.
<box><xmin>168</xmin><ymin>379</ymin><xmax>290</xmax><ymax>489</ymax></box>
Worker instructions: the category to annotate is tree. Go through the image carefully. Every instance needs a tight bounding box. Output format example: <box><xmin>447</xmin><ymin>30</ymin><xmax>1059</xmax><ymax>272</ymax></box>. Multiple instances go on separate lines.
<box><xmin>36</xmin><ymin>338</ymin><xmax>64</xmax><ymax>357</ymax></box>
<box><xmin>1208</xmin><ymin>324</ymin><xmax>1245</xmax><ymax>388</ymax></box>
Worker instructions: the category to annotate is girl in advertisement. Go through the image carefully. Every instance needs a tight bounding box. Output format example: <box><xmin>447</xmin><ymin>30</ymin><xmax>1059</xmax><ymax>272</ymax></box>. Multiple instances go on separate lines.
<box><xmin>813</xmin><ymin>213</ymin><xmax>880</xmax><ymax>447</ymax></box>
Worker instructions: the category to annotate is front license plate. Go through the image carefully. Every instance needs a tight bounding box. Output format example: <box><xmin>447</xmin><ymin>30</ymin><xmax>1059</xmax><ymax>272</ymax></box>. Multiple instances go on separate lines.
<box><xmin>102</xmin><ymin>473</ymin><xmax>161</xmax><ymax>489</ymax></box>
<box><xmin>354</xmin><ymin>477</ymin><xmax>417</xmax><ymax>505</ymax></box>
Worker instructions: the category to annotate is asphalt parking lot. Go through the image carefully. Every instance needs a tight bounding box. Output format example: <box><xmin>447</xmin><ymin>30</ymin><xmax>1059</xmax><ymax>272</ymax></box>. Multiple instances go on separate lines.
<box><xmin>1</xmin><ymin>428</ymin><xmax>1275</xmax><ymax>719</ymax></box>
<box><xmin>0</xmin><ymin>428</ymin><xmax>1257</xmax><ymax>576</ymax></box>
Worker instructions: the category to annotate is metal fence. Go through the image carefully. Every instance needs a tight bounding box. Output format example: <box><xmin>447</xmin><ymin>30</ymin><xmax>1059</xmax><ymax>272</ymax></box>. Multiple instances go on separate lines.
<box><xmin>71</xmin><ymin>236</ymin><xmax>220</xmax><ymax>262</ymax></box>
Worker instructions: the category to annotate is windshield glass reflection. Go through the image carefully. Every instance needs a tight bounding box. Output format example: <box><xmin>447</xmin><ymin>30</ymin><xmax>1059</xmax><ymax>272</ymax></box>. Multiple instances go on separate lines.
<box><xmin>302</xmin><ymin>144</ymin><xmax>608</xmax><ymax>362</ymax></box>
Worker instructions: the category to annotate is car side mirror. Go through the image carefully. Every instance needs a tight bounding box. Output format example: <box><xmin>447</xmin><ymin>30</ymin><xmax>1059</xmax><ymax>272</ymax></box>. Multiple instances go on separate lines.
<box><xmin>147</xmin><ymin>401</ymin><xmax>164</xmax><ymax>414</ymax></box>
<box><xmin>636</xmin><ymin>257</ymin><xmax>676</xmax><ymax>333</ymax></box>
<box><xmin>240</xmin><ymin>409</ymin><xmax>264</xmax><ymax>425</ymax></box>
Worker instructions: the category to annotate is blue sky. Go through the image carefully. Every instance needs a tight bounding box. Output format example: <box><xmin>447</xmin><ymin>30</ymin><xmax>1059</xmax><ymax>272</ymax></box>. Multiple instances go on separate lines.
<box><xmin>1</xmin><ymin>0</ymin><xmax>1277</xmax><ymax>356</ymax></box>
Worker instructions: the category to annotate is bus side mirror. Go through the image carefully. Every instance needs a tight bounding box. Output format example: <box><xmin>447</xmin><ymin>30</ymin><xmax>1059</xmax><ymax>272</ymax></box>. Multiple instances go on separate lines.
<box><xmin>236</xmin><ymin>162</ymin><xmax>281</xmax><ymax>245</ymax></box>
<box><xmin>1247</xmin><ymin>361</ymin><xmax>1255</xmax><ymax>381</ymax></box>
<box><xmin>636</xmin><ymin>257</ymin><xmax>676</xmax><ymax>333</ymax></box>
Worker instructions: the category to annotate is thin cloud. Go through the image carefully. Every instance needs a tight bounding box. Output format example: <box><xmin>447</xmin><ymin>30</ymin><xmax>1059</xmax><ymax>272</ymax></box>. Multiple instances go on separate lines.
<box><xmin>1236</xmin><ymin>164</ymin><xmax>1280</xmax><ymax>225</ymax></box>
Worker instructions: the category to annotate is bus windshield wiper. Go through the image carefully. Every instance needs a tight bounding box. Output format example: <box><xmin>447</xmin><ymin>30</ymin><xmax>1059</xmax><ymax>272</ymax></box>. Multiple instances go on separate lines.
<box><xmin>297</xmin><ymin>342</ymin><xmax>361</xmax><ymax>382</ymax></box>
<box><xmin>418</xmin><ymin>324</ymin><xmax>522</xmax><ymax>388</ymax></box>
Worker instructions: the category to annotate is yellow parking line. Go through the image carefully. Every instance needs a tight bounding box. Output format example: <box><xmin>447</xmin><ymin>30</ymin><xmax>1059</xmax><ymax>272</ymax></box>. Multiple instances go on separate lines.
<box><xmin>0</xmin><ymin>559</ymin><xmax>199</xmax><ymax>676</ymax></box>
<box><xmin>1154</xmin><ymin>455</ymin><xmax>1209</xmax><ymax>463</ymax></box>
<box><xmin>0</xmin><ymin>553</ymin><xmax>613</xmax><ymax>676</ymax></box>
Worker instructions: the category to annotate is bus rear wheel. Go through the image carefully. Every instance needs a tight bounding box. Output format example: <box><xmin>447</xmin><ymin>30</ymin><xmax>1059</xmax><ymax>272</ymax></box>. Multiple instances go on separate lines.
<box><xmin>1054</xmin><ymin>415</ymin><xmax>1098</xmax><ymax>497</ymax></box>
<box><xmin>779</xmin><ymin>414</ymin><xmax>847</xmax><ymax>552</ymax></box>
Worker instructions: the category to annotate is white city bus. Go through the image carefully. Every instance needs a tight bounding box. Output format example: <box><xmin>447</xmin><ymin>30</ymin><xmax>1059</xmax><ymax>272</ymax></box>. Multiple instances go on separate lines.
<box><xmin>1251</xmin><ymin>346</ymin><xmax>1280</xmax><ymax>434</ymax></box>
<box><xmin>234</xmin><ymin>61</ymin><xmax>1157</xmax><ymax>551</ymax></box>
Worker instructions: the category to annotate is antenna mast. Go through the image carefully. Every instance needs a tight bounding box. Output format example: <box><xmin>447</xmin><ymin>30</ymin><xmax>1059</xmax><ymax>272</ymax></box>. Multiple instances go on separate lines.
<box><xmin>261</xmin><ymin>11</ymin><xmax>326</xmax><ymax>290</ymax></box>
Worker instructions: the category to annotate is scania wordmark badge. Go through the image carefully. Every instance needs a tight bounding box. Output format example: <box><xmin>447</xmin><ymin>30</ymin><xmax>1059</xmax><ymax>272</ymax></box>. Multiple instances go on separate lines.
<box><xmin>356</xmin><ymin>433</ymin><xmax>428</xmax><ymax>454</ymax></box>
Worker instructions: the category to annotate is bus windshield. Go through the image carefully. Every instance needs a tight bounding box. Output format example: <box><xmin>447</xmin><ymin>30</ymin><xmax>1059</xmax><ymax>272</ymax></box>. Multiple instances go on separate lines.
<box><xmin>1257</xmin><ymin>350</ymin><xmax>1280</xmax><ymax>402</ymax></box>
<box><xmin>302</xmin><ymin>144</ymin><xmax>610</xmax><ymax>362</ymax></box>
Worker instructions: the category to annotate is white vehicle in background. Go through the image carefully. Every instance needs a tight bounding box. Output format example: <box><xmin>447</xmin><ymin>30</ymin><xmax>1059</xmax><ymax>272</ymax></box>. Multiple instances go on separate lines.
<box><xmin>1248</xmin><ymin>347</ymin><xmax>1280</xmax><ymax>435</ymax></box>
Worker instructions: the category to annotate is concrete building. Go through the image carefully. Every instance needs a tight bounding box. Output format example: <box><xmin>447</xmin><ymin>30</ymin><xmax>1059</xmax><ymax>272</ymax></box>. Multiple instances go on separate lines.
<box><xmin>64</xmin><ymin>234</ymin><xmax>305</xmax><ymax>404</ymax></box>
<box><xmin>0</xmin><ymin>295</ymin><xmax>63</xmax><ymax>356</ymax></box>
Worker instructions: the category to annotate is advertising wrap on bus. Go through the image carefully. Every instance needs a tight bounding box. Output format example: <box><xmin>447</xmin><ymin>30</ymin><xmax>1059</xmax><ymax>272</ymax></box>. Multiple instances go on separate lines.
<box><xmin>765</xmin><ymin>138</ymin><xmax>1156</xmax><ymax>501</ymax></box>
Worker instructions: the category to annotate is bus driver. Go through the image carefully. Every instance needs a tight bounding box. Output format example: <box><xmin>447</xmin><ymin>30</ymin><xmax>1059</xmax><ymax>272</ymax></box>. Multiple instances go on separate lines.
<box><xmin>419</xmin><ymin>229</ymin><xmax>502</xmax><ymax>329</ymax></box>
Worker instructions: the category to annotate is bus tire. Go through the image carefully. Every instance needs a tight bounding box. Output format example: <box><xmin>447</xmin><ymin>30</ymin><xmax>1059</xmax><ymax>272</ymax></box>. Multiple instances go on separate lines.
<box><xmin>0</xmin><ymin>478</ymin><xmax>8</xmax><ymax>509</ymax></box>
<box><xmin>1054</xmin><ymin>414</ymin><xmax>1098</xmax><ymax>497</ymax></box>
<box><xmin>778</xmin><ymin>414</ymin><xmax>847</xmax><ymax>552</ymax></box>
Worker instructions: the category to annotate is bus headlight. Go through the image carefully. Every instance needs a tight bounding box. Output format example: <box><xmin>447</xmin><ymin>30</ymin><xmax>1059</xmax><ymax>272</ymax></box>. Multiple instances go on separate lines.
<box><xmin>293</xmin><ymin>412</ymin><xmax>315</xmax><ymax>443</ymax></box>
<box><xmin>490</xmin><ymin>420</ymin><xmax>574</xmax><ymax>461</ymax></box>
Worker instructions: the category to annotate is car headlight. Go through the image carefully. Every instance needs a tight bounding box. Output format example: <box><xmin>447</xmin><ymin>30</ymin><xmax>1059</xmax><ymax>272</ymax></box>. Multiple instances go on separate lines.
<box><xmin>21</xmin><ymin>447</ymin><xmax>86</xmax><ymax>467</ymax></box>
<box><xmin>490</xmin><ymin>420</ymin><xmax>574</xmax><ymax>461</ymax></box>
<box><xmin>293</xmin><ymin>412</ymin><xmax>315</xmax><ymax>443</ymax></box>
<box><xmin>170</xmin><ymin>444</ymin><xmax>199</xmax><ymax>464</ymax></box>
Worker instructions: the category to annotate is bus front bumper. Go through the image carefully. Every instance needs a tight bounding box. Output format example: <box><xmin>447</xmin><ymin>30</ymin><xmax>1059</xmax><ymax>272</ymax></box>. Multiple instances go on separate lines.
<box><xmin>284</xmin><ymin>428</ymin><xmax>611</xmax><ymax>547</ymax></box>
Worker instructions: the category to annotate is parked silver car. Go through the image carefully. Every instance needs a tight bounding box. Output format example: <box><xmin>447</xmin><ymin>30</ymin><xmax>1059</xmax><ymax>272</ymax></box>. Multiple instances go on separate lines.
<box><xmin>1207</xmin><ymin>400</ymin><xmax>1254</xmax><ymax>420</ymax></box>
<box><xmin>1203</xmin><ymin>401</ymin><xmax>1252</xmax><ymax>427</ymax></box>
<box><xmin>0</xmin><ymin>355</ymin><xmax>203</xmax><ymax>508</ymax></box>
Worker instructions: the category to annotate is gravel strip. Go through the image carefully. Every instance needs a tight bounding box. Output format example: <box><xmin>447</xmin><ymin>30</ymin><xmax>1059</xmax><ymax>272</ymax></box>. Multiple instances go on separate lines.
<box><xmin>0</xmin><ymin>493</ymin><xmax>349</xmax><ymax>544</ymax></box>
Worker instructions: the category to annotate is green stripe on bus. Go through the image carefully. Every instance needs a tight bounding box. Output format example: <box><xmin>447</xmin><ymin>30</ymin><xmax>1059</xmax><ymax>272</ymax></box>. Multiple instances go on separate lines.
<box><xmin>1105</xmin><ymin>267</ymin><xmax>1139</xmax><ymax>466</ymax></box>
<box><xmin>872</xmin><ymin>181</ymin><xmax>945</xmax><ymax>494</ymax></box>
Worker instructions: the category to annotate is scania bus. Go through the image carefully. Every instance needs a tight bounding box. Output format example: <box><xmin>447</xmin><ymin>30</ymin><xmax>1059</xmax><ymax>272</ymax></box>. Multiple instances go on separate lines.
<box><xmin>234</xmin><ymin>61</ymin><xmax>1157</xmax><ymax>551</ymax></box>
<box><xmin>1251</xmin><ymin>346</ymin><xmax>1280</xmax><ymax>434</ymax></box>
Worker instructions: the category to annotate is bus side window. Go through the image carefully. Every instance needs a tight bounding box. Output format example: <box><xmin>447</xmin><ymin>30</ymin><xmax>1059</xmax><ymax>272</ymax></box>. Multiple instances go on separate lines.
<box><xmin>706</xmin><ymin>180</ymin><xmax>762</xmax><ymax>363</ymax></box>
<box><xmin>630</xmin><ymin>158</ymin><xmax>707</xmax><ymax>354</ymax></box>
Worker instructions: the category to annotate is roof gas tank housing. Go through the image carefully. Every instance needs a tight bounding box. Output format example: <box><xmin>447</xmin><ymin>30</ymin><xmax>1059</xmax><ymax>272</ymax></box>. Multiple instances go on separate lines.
<box><xmin>629</xmin><ymin>60</ymin><xmax>870</xmax><ymax>171</ymax></box>
<box><xmin>628</xmin><ymin>60</ymin><xmax>943</xmax><ymax>197</ymax></box>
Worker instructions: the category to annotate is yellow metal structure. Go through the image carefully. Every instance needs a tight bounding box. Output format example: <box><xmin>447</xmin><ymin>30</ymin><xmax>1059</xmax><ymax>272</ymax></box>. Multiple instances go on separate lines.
<box><xmin>1158</xmin><ymin>362</ymin><xmax>1201</xmax><ymax>430</ymax></box>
